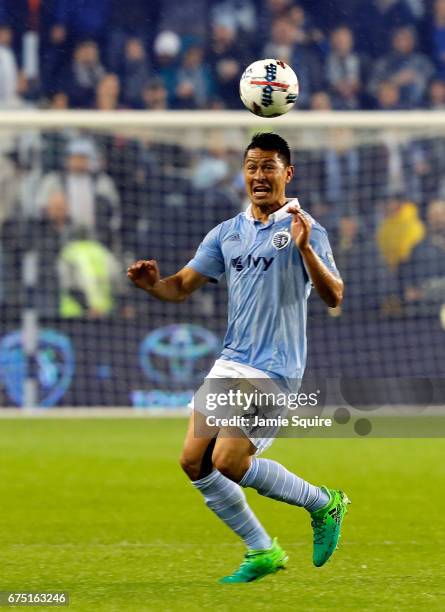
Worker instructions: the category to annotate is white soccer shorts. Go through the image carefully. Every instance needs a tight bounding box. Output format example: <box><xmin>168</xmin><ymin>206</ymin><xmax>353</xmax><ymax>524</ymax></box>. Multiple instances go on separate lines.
<box><xmin>190</xmin><ymin>358</ymin><xmax>288</xmax><ymax>455</ymax></box>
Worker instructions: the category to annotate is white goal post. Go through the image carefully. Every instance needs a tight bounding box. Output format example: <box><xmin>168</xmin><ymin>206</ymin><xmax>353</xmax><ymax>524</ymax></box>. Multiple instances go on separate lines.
<box><xmin>0</xmin><ymin>109</ymin><xmax>444</xmax><ymax>128</ymax></box>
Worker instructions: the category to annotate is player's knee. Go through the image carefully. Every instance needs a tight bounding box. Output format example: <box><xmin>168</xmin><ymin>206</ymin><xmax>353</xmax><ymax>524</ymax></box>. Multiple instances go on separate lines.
<box><xmin>212</xmin><ymin>451</ymin><xmax>243</xmax><ymax>482</ymax></box>
<box><xmin>179</xmin><ymin>451</ymin><xmax>201</xmax><ymax>481</ymax></box>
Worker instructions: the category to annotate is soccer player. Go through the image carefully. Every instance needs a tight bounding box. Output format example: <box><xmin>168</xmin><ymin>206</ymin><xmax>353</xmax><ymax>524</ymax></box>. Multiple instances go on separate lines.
<box><xmin>127</xmin><ymin>132</ymin><xmax>350</xmax><ymax>583</ymax></box>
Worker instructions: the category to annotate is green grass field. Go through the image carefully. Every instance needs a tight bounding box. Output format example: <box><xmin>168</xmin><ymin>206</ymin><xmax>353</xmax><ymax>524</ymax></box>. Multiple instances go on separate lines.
<box><xmin>0</xmin><ymin>418</ymin><xmax>444</xmax><ymax>611</ymax></box>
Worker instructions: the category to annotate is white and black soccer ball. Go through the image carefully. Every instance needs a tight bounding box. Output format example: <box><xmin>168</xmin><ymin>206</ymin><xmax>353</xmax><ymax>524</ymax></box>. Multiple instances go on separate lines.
<box><xmin>239</xmin><ymin>59</ymin><xmax>299</xmax><ymax>118</ymax></box>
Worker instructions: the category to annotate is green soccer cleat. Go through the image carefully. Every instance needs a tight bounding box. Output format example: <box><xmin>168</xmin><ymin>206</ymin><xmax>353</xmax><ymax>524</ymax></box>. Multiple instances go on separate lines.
<box><xmin>219</xmin><ymin>538</ymin><xmax>288</xmax><ymax>584</ymax></box>
<box><xmin>311</xmin><ymin>487</ymin><xmax>351</xmax><ymax>568</ymax></box>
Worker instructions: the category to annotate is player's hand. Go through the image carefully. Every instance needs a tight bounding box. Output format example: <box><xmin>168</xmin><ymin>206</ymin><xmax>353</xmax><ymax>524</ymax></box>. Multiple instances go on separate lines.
<box><xmin>288</xmin><ymin>206</ymin><xmax>312</xmax><ymax>251</ymax></box>
<box><xmin>127</xmin><ymin>259</ymin><xmax>160</xmax><ymax>291</ymax></box>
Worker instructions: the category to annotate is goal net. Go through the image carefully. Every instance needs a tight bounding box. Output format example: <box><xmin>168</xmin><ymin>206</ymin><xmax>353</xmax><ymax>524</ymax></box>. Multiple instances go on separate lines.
<box><xmin>0</xmin><ymin>110</ymin><xmax>444</xmax><ymax>409</ymax></box>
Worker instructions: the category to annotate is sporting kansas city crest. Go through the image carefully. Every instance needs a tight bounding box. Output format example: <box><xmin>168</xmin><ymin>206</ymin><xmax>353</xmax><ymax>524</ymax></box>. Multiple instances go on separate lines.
<box><xmin>272</xmin><ymin>230</ymin><xmax>291</xmax><ymax>250</ymax></box>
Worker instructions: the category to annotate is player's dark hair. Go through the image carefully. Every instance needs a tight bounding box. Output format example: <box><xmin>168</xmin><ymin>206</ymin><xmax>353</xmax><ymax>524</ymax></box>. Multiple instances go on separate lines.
<box><xmin>244</xmin><ymin>132</ymin><xmax>291</xmax><ymax>166</ymax></box>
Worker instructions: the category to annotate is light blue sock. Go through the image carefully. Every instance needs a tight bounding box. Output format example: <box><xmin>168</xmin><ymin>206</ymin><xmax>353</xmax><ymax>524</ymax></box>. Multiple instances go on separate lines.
<box><xmin>239</xmin><ymin>458</ymin><xmax>329</xmax><ymax>512</ymax></box>
<box><xmin>192</xmin><ymin>470</ymin><xmax>272</xmax><ymax>550</ymax></box>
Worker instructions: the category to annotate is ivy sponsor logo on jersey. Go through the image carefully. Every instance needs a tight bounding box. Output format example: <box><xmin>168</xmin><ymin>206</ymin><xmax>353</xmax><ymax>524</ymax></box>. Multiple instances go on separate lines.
<box><xmin>272</xmin><ymin>230</ymin><xmax>291</xmax><ymax>250</ymax></box>
<box><xmin>231</xmin><ymin>255</ymin><xmax>274</xmax><ymax>272</ymax></box>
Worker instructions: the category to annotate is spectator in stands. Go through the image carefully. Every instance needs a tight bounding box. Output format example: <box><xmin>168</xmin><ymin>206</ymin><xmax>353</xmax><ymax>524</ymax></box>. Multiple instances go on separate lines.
<box><xmin>0</xmin><ymin>206</ymin><xmax>22</xmax><ymax>314</ymax></box>
<box><xmin>95</xmin><ymin>73</ymin><xmax>120</xmax><ymax>110</ymax></box>
<box><xmin>258</xmin><ymin>0</ymin><xmax>293</xmax><ymax>42</ymax></box>
<box><xmin>306</xmin><ymin>201</ymin><xmax>337</xmax><ymax>245</ymax></box>
<box><xmin>142</xmin><ymin>78</ymin><xmax>168</xmax><ymax>111</ymax></box>
<box><xmin>206</xmin><ymin>18</ymin><xmax>249</xmax><ymax>109</ymax></box>
<box><xmin>286</xmin><ymin>3</ymin><xmax>324</xmax><ymax>50</ymax></box>
<box><xmin>400</xmin><ymin>199</ymin><xmax>445</xmax><ymax>314</ymax></box>
<box><xmin>326</xmin><ymin>26</ymin><xmax>361</xmax><ymax>110</ymax></box>
<box><xmin>49</xmin><ymin>91</ymin><xmax>69</xmax><ymax>110</ymax></box>
<box><xmin>0</xmin><ymin>150</ymin><xmax>18</xmax><ymax>226</ymax></box>
<box><xmin>191</xmin><ymin>147</ymin><xmax>230</xmax><ymax>190</ymax></box>
<box><xmin>0</xmin><ymin>25</ymin><xmax>19</xmax><ymax>106</ymax></box>
<box><xmin>58</xmin><ymin>228</ymin><xmax>124</xmax><ymax>319</ymax></box>
<box><xmin>355</xmin><ymin>0</ymin><xmax>419</xmax><ymax>58</ymax></box>
<box><xmin>378</xmin><ymin>132</ymin><xmax>416</xmax><ymax>200</ymax></box>
<box><xmin>36</xmin><ymin>138</ymin><xmax>120</xmax><ymax>252</ymax></box>
<box><xmin>324</xmin><ymin>128</ymin><xmax>359</xmax><ymax>216</ymax></box>
<box><xmin>43</xmin><ymin>34</ymin><xmax>66</xmax><ymax>98</ymax></box>
<box><xmin>375</xmin><ymin>191</ymin><xmax>426</xmax><ymax>315</ymax></box>
<box><xmin>118</xmin><ymin>38</ymin><xmax>149</xmax><ymax>109</ymax></box>
<box><xmin>376</xmin><ymin>81</ymin><xmax>403</xmax><ymax>110</ymax></box>
<box><xmin>152</xmin><ymin>31</ymin><xmax>181</xmax><ymax>107</ymax></box>
<box><xmin>65</xmin><ymin>40</ymin><xmax>105</xmax><ymax>108</ymax></box>
<box><xmin>369</xmin><ymin>26</ymin><xmax>434</xmax><ymax>109</ymax></box>
<box><xmin>331</xmin><ymin>215</ymin><xmax>391</xmax><ymax>316</ymax></box>
<box><xmin>377</xmin><ymin>192</ymin><xmax>425</xmax><ymax>272</ymax></box>
<box><xmin>262</xmin><ymin>16</ymin><xmax>296</xmax><ymax>64</ymax></box>
<box><xmin>156</xmin><ymin>0</ymin><xmax>209</xmax><ymax>41</ymax></box>
<box><xmin>0</xmin><ymin>0</ymin><xmax>39</xmax><ymax>57</ymax></box>
<box><xmin>50</xmin><ymin>0</ymin><xmax>111</xmax><ymax>50</ymax></box>
<box><xmin>401</xmin><ymin>137</ymin><xmax>441</xmax><ymax>206</ymax></box>
<box><xmin>190</xmin><ymin>142</ymin><xmax>239</xmax><ymax>233</ymax></box>
<box><xmin>210</xmin><ymin>0</ymin><xmax>256</xmax><ymax>41</ymax></box>
<box><xmin>108</xmin><ymin>0</ymin><xmax>159</xmax><ymax>72</ymax></box>
<box><xmin>43</xmin><ymin>191</ymin><xmax>71</xmax><ymax>234</ymax></box>
<box><xmin>34</xmin><ymin>191</ymin><xmax>75</xmax><ymax>316</ymax></box>
<box><xmin>427</xmin><ymin>0</ymin><xmax>445</xmax><ymax>79</ymax></box>
<box><xmin>435</xmin><ymin>154</ymin><xmax>445</xmax><ymax>200</ymax></box>
<box><xmin>0</xmin><ymin>0</ymin><xmax>45</xmax><ymax>104</ymax></box>
<box><xmin>310</xmin><ymin>91</ymin><xmax>332</xmax><ymax>110</ymax></box>
<box><xmin>263</xmin><ymin>15</ymin><xmax>323</xmax><ymax>108</ymax></box>
<box><xmin>174</xmin><ymin>46</ymin><xmax>214</xmax><ymax>109</ymax></box>
<box><xmin>297</xmin><ymin>0</ymin><xmax>358</xmax><ymax>33</ymax></box>
<box><xmin>0</xmin><ymin>190</ymin><xmax>75</xmax><ymax>317</ymax></box>
<box><xmin>427</xmin><ymin>79</ymin><xmax>445</xmax><ymax>109</ymax></box>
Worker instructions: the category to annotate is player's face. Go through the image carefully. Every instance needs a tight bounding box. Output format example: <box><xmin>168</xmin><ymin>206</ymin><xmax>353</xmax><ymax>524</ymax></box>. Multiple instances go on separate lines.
<box><xmin>244</xmin><ymin>149</ymin><xmax>294</xmax><ymax>208</ymax></box>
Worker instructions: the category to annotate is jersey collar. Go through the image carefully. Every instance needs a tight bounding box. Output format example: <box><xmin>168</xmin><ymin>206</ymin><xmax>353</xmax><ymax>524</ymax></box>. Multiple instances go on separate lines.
<box><xmin>244</xmin><ymin>198</ymin><xmax>300</xmax><ymax>224</ymax></box>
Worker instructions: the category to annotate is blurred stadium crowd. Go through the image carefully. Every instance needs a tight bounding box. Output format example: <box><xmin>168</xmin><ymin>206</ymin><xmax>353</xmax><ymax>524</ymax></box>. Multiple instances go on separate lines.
<box><xmin>1</xmin><ymin>126</ymin><xmax>445</xmax><ymax>326</ymax></box>
<box><xmin>1</xmin><ymin>0</ymin><xmax>445</xmax><ymax>111</ymax></box>
<box><xmin>0</xmin><ymin>0</ymin><xmax>443</xmax><ymax>331</ymax></box>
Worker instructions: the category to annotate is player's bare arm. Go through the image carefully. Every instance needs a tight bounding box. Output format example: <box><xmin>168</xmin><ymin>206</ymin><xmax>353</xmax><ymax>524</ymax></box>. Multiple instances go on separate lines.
<box><xmin>127</xmin><ymin>261</ymin><xmax>209</xmax><ymax>302</ymax></box>
<box><xmin>288</xmin><ymin>205</ymin><xmax>344</xmax><ymax>308</ymax></box>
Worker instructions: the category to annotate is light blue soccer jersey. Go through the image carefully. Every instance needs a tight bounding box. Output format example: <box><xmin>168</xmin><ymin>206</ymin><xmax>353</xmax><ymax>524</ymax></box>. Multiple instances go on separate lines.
<box><xmin>187</xmin><ymin>201</ymin><xmax>339</xmax><ymax>380</ymax></box>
